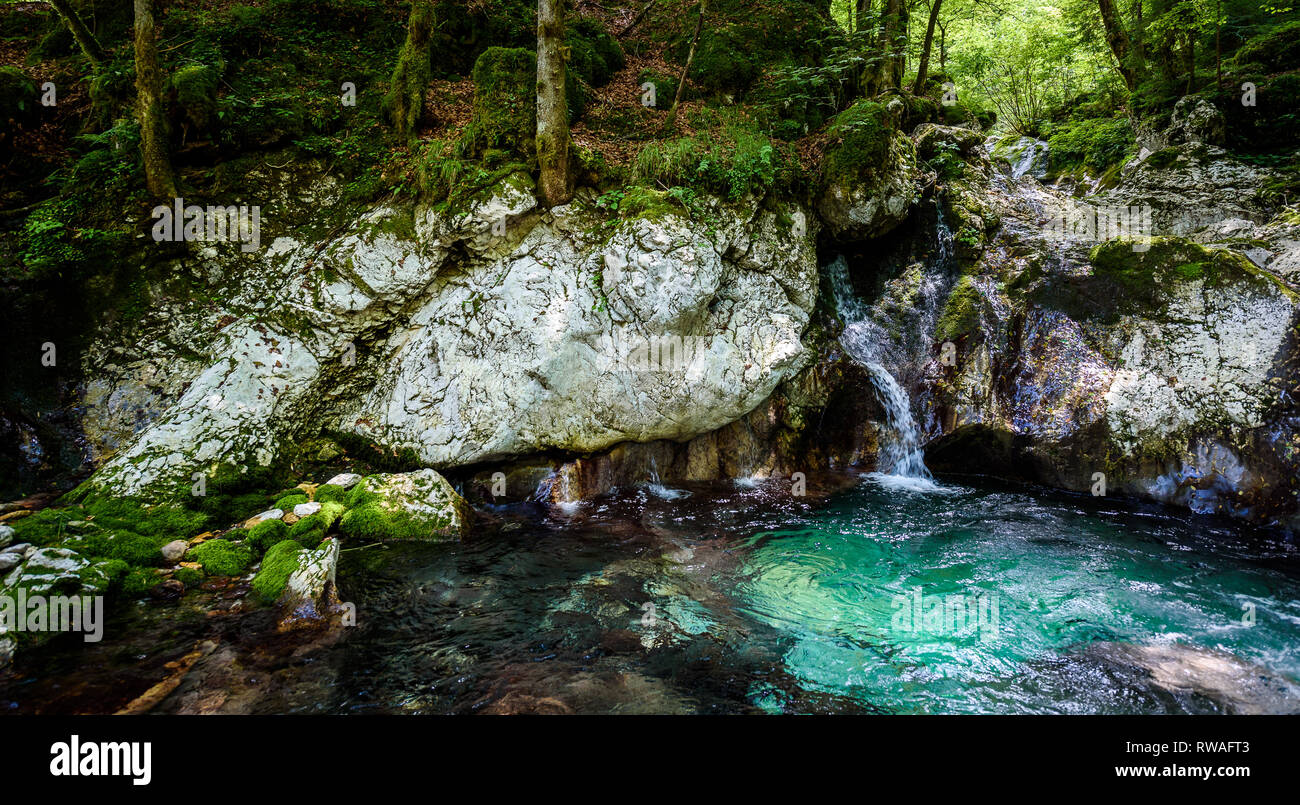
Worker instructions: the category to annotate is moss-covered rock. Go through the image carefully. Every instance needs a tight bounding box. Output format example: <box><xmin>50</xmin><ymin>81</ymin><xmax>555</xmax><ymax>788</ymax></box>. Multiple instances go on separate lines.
<box><xmin>338</xmin><ymin>469</ymin><xmax>471</xmax><ymax>541</ymax></box>
<box><xmin>250</xmin><ymin>539</ymin><xmax>303</xmax><ymax>603</ymax></box>
<box><xmin>170</xmin><ymin>62</ymin><xmax>222</xmax><ymax>140</ymax></box>
<box><xmin>935</xmin><ymin>276</ymin><xmax>985</xmax><ymax>342</ymax></box>
<box><xmin>246</xmin><ymin>517</ymin><xmax>291</xmax><ymax>553</ymax></box>
<box><xmin>188</xmin><ymin>539</ymin><xmax>253</xmax><ymax>576</ymax></box>
<box><xmin>817</xmin><ymin>100</ymin><xmax>920</xmax><ymax>241</ymax></box>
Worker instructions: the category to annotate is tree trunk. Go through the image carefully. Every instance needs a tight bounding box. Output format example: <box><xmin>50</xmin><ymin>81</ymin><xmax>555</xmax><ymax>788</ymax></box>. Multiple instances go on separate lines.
<box><xmin>48</xmin><ymin>0</ymin><xmax>106</xmax><ymax>66</ymax></box>
<box><xmin>536</xmin><ymin>0</ymin><xmax>571</xmax><ymax>206</ymax></box>
<box><xmin>854</xmin><ymin>0</ymin><xmax>872</xmax><ymax>34</ymax></box>
<box><xmin>384</xmin><ymin>1</ymin><xmax>435</xmax><ymax>140</ymax></box>
<box><xmin>668</xmin><ymin>0</ymin><xmax>706</xmax><ymax>124</ymax></box>
<box><xmin>1097</xmin><ymin>0</ymin><xmax>1139</xmax><ymax>91</ymax></box>
<box><xmin>134</xmin><ymin>0</ymin><xmax>176</xmax><ymax>198</ymax></box>
<box><xmin>912</xmin><ymin>0</ymin><xmax>943</xmax><ymax>94</ymax></box>
<box><xmin>865</xmin><ymin>0</ymin><xmax>907</xmax><ymax>95</ymax></box>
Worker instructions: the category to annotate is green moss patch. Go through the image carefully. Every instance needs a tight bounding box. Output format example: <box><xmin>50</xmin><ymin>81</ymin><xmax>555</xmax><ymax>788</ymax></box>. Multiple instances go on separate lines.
<box><xmin>189</xmin><ymin>539</ymin><xmax>254</xmax><ymax>577</ymax></box>
<box><xmin>251</xmin><ymin>540</ymin><xmax>305</xmax><ymax>604</ymax></box>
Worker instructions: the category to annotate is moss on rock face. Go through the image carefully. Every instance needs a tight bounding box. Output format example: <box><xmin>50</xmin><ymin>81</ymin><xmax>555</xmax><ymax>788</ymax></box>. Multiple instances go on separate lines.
<box><xmin>935</xmin><ymin>276</ymin><xmax>984</xmax><ymax>342</ymax></box>
<box><xmin>250</xmin><ymin>539</ymin><xmax>304</xmax><ymax>604</ymax></box>
<box><xmin>337</xmin><ymin>469</ymin><xmax>470</xmax><ymax>542</ymax></box>
<box><xmin>313</xmin><ymin>483</ymin><xmax>348</xmax><ymax>504</ymax></box>
<box><xmin>189</xmin><ymin>539</ymin><xmax>253</xmax><ymax>576</ymax></box>
<box><xmin>823</xmin><ymin>101</ymin><xmax>892</xmax><ymax>185</ymax></box>
<box><xmin>247</xmin><ymin>518</ymin><xmax>290</xmax><ymax>553</ymax></box>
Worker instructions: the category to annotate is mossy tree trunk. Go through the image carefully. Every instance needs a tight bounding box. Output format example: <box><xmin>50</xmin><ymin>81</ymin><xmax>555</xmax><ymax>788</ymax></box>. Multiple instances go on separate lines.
<box><xmin>384</xmin><ymin>1</ymin><xmax>435</xmax><ymax>141</ymax></box>
<box><xmin>536</xmin><ymin>0</ymin><xmax>571</xmax><ymax>206</ymax></box>
<box><xmin>864</xmin><ymin>0</ymin><xmax>907</xmax><ymax>96</ymax></box>
<box><xmin>1098</xmin><ymin>0</ymin><xmax>1141</xmax><ymax>91</ymax></box>
<box><xmin>48</xmin><ymin>0</ymin><xmax>106</xmax><ymax>67</ymax></box>
<box><xmin>912</xmin><ymin>0</ymin><xmax>942</xmax><ymax>94</ymax></box>
<box><xmin>134</xmin><ymin>0</ymin><xmax>176</xmax><ymax>198</ymax></box>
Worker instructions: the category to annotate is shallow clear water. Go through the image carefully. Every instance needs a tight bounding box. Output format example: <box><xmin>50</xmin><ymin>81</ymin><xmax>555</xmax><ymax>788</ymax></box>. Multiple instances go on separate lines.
<box><xmin>6</xmin><ymin>475</ymin><xmax>1300</xmax><ymax>715</ymax></box>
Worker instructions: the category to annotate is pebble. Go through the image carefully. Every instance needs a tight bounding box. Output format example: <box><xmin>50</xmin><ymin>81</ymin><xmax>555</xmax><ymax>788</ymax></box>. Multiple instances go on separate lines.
<box><xmin>293</xmin><ymin>502</ymin><xmax>322</xmax><ymax>517</ymax></box>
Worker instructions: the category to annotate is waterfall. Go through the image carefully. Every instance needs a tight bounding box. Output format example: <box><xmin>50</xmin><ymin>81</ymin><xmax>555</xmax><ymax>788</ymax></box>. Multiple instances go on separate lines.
<box><xmin>827</xmin><ymin>255</ymin><xmax>935</xmax><ymax>484</ymax></box>
<box><xmin>1009</xmin><ymin>137</ymin><xmax>1049</xmax><ymax>180</ymax></box>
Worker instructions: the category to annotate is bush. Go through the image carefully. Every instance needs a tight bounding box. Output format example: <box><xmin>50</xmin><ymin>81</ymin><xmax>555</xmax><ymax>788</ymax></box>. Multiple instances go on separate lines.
<box><xmin>633</xmin><ymin>108</ymin><xmax>794</xmax><ymax>200</ymax></box>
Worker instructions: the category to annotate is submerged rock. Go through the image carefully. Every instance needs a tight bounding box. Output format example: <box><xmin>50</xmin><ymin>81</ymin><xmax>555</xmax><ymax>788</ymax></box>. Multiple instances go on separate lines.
<box><xmin>1085</xmin><ymin>642</ymin><xmax>1300</xmax><ymax>714</ymax></box>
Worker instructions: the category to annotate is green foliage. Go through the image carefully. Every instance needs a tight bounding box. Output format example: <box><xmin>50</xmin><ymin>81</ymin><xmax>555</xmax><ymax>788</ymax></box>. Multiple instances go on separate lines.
<box><xmin>189</xmin><ymin>539</ymin><xmax>254</xmax><ymax>577</ymax></box>
<box><xmin>1229</xmin><ymin>20</ymin><xmax>1300</xmax><ymax>71</ymax></box>
<box><xmin>634</xmin><ymin>108</ymin><xmax>795</xmax><ymax>200</ymax></box>
<box><xmin>1046</xmin><ymin>116</ymin><xmax>1134</xmax><ymax>178</ymax></box>
<box><xmin>250</xmin><ymin>540</ymin><xmax>304</xmax><ymax>603</ymax></box>
<box><xmin>0</xmin><ymin>65</ymin><xmax>37</xmax><ymax>146</ymax></box>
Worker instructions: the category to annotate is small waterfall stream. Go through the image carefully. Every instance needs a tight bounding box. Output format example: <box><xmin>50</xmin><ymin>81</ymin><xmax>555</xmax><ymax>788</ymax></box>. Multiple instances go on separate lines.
<box><xmin>826</xmin><ymin>245</ymin><xmax>938</xmax><ymax>485</ymax></box>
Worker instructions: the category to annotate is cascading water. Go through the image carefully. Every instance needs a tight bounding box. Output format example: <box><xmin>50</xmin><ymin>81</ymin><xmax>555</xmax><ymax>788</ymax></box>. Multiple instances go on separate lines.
<box><xmin>826</xmin><ymin>253</ymin><xmax>936</xmax><ymax>485</ymax></box>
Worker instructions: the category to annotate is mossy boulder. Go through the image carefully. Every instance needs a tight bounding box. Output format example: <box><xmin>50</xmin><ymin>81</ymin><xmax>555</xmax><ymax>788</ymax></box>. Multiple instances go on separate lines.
<box><xmin>247</xmin><ymin>517</ymin><xmax>291</xmax><ymax>552</ymax></box>
<box><xmin>935</xmin><ymin>276</ymin><xmax>985</xmax><ymax>342</ymax></box>
<box><xmin>188</xmin><ymin>539</ymin><xmax>254</xmax><ymax>577</ymax></box>
<box><xmin>170</xmin><ymin>62</ymin><xmax>222</xmax><ymax>139</ymax></box>
<box><xmin>251</xmin><ymin>539</ymin><xmax>304</xmax><ymax>604</ymax></box>
<box><xmin>817</xmin><ymin>100</ymin><xmax>920</xmax><ymax>241</ymax></box>
<box><xmin>466</xmin><ymin>46</ymin><xmax>584</xmax><ymax>159</ymax></box>
<box><xmin>338</xmin><ymin>469</ymin><xmax>471</xmax><ymax>542</ymax></box>
<box><xmin>567</xmin><ymin>17</ymin><xmax>624</xmax><ymax>87</ymax></box>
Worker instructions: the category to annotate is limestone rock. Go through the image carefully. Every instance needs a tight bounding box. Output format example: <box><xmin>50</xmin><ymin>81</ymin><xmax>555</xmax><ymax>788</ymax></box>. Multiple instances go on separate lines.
<box><xmin>161</xmin><ymin>540</ymin><xmax>189</xmax><ymax>563</ymax></box>
<box><xmin>339</xmin><ymin>469</ymin><xmax>472</xmax><ymax>541</ymax></box>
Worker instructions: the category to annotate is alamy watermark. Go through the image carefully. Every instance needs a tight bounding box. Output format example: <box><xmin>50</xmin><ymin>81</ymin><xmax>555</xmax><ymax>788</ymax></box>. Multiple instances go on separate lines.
<box><xmin>0</xmin><ymin>591</ymin><xmax>104</xmax><ymax>642</ymax></box>
<box><xmin>1044</xmin><ymin>202</ymin><xmax>1153</xmax><ymax>252</ymax></box>
<box><xmin>890</xmin><ymin>587</ymin><xmax>1001</xmax><ymax>643</ymax></box>
<box><xmin>151</xmin><ymin>197</ymin><xmax>261</xmax><ymax>252</ymax></box>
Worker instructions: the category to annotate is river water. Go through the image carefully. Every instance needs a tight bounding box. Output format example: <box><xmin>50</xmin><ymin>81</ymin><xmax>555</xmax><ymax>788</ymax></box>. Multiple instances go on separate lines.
<box><xmin>8</xmin><ymin>473</ymin><xmax>1298</xmax><ymax>714</ymax></box>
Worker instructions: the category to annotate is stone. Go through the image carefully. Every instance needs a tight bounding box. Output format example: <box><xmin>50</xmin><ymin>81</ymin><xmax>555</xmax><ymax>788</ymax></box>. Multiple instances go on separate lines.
<box><xmin>293</xmin><ymin>501</ymin><xmax>321</xmax><ymax>518</ymax></box>
<box><xmin>338</xmin><ymin>469</ymin><xmax>472</xmax><ymax>541</ymax></box>
<box><xmin>2</xmin><ymin>547</ymin><xmax>90</xmax><ymax>595</ymax></box>
<box><xmin>0</xmin><ymin>553</ymin><xmax>21</xmax><ymax>572</ymax></box>
<box><xmin>78</xmin><ymin>177</ymin><xmax>819</xmax><ymax>500</ymax></box>
<box><xmin>247</xmin><ymin>509</ymin><xmax>283</xmax><ymax>526</ymax></box>
<box><xmin>278</xmin><ymin>538</ymin><xmax>341</xmax><ymax>629</ymax></box>
<box><xmin>324</xmin><ymin>473</ymin><xmax>362</xmax><ymax>489</ymax></box>
<box><xmin>0</xmin><ymin>524</ymin><xmax>12</xmax><ymax>549</ymax></box>
<box><xmin>161</xmin><ymin>540</ymin><xmax>189</xmax><ymax>563</ymax></box>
